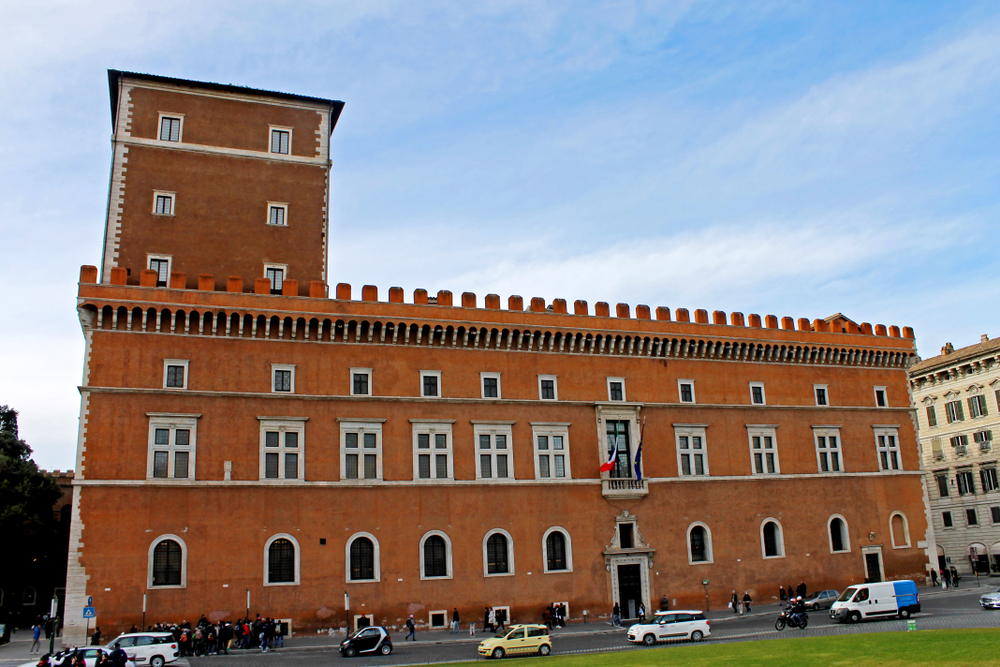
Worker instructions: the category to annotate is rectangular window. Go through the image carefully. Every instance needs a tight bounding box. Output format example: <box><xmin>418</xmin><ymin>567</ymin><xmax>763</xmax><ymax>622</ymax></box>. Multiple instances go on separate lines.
<box><xmin>957</xmin><ymin>469</ymin><xmax>976</xmax><ymax>495</ymax></box>
<box><xmin>992</xmin><ymin>507</ymin><xmax>1000</xmax><ymax>524</ymax></box>
<box><xmin>981</xmin><ymin>466</ymin><xmax>999</xmax><ymax>493</ymax></box>
<box><xmin>607</xmin><ymin>378</ymin><xmax>625</xmax><ymax>402</ymax></box>
<box><xmin>931</xmin><ymin>437</ymin><xmax>944</xmax><ymax>460</ymax></box>
<box><xmin>270</xmin><ymin>128</ymin><xmax>291</xmax><ymax>154</ymax></box>
<box><xmin>875</xmin><ymin>428</ymin><xmax>901</xmax><ymax>471</ymax></box>
<box><xmin>605</xmin><ymin>419</ymin><xmax>633</xmax><ymax>479</ymax></box>
<box><xmin>967</xmin><ymin>508</ymin><xmax>979</xmax><ymax>526</ymax></box>
<box><xmin>925</xmin><ymin>405</ymin><xmax>937</xmax><ymax>427</ymax></box>
<box><xmin>813</xmin><ymin>428</ymin><xmax>843</xmax><ymax>473</ymax></box>
<box><xmin>538</xmin><ymin>375</ymin><xmax>557</xmax><ymax>400</ymax></box>
<box><xmin>412</xmin><ymin>422</ymin><xmax>453</xmax><ymax>481</ymax></box>
<box><xmin>481</xmin><ymin>372</ymin><xmax>501</xmax><ymax>399</ymax></box>
<box><xmin>750</xmin><ymin>383</ymin><xmax>765</xmax><ymax>405</ymax></box>
<box><xmin>936</xmin><ymin>473</ymin><xmax>949</xmax><ymax>497</ymax></box>
<box><xmin>267</xmin><ymin>203</ymin><xmax>288</xmax><ymax>226</ymax></box>
<box><xmin>814</xmin><ymin>385</ymin><xmax>828</xmax><ymax>406</ymax></box>
<box><xmin>272</xmin><ymin>364</ymin><xmax>295</xmax><ymax>393</ymax></box>
<box><xmin>678</xmin><ymin>381</ymin><xmax>695</xmax><ymax>404</ymax></box>
<box><xmin>350</xmin><ymin>368</ymin><xmax>372</xmax><ymax>396</ymax></box>
<box><xmin>942</xmin><ymin>511</ymin><xmax>953</xmax><ymax>528</ymax></box>
<box><xmin>265</xmin><ymin>266</ymin><xmax>285</xmax><ymax>294</ymax></box>
<box><xmin>946</xmin><ymin>400</ymin><xmax>965</xmax><ymax>423</ymax></box>
<box><xmin>420</xmin><ymin>371</ymin><xmax>441</xmax><ymax>398</ymax></box>
<box><xmin>951</xmin><ymin>434</ymin><xmax>969</xmax><ymax>456</ymax></box>
<box><xmin>874</xmin><ymin>387</ymin><xmax>887</xmax><ymax>407</ymax></box>
<box><xmin>970</xmin><ymin>394</ymin><xmax>989</xmax><ymax>418</ymax></box>
<box><xmin>153</xmin><ymin>193</ymin><xmax>174</xmax><ymax>216</ymax></box>
<box><xmin>532</xmin><ymin>423</ymin><xmax>571</xmax><ymax>480</ymax></box>
<box><xmin>748</xmin><ymin>427</ymin><xmax>778</xmax><ymax>474</ymax></box>
<box><xmin>147</xmin><ymin>414</ymin><xmax>198</xmax><ymax>480</ymax></box>
<box><xmin>163</xmin><ymin>359</ymin><xmax>189</xmax><ymax>389</ymax></box>
<box><xmin>148</xmin><ymin>256</ymin><xmax>171</xmax><ymax>287</ymax></box>
<box><xmin>340</xmin><ymin>420</ymin><xmax>383</xmax><ymax>481</ymax></box>
<box><xmin>475</xmin><ymin>424</ymin><xmax>514</xmax><ymax>480</ymax></box>
<box><xmin>260</xmin><ymin>421</ymin><xmax>304</xmax><ymax>481</ymax></box>
<box><xmin>159</xmin><ymin>116</ymin><xmax>182</xmax><ymax>141</ymax></box>
<box><xmin>676</xmin><ymin>426</ymin><xmax>708</xmax><ymax>476</ymax></box>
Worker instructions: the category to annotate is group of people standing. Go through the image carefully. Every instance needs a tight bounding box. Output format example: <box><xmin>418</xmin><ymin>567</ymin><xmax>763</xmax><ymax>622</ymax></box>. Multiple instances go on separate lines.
<box><xmin>929</xmin><ymin>566</ymin><xmax>962</xmax><ymax>589</ymax></box>
<box><xmin>778</xmin><ymin>581</ymin><xmax>809</xmax><ymax>605</ymax></box>
<box><xmin>483</xmin><ymin>607</ymin><xmax>508</xmax><ymax>633</ymax></box>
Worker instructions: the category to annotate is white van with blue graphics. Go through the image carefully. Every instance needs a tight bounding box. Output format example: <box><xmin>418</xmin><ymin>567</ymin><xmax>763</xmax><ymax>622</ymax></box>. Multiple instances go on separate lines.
<box><xmin>830</xmin><ymin>580</ymin><xmax>920</xmax><ymax>623</ymax></box>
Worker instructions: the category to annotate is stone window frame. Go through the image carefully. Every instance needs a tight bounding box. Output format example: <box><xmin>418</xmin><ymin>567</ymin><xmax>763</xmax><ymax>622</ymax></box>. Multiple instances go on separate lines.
<box><xmin>480</xmin><ymin>371</ymin><xmax>502</xmax><ymax>399</ymax></box>
<box><xmin>749</xmin><ymin>382</ymin><xmax>766</xmax><ymax>405</ymax></box>
<box><xmin>420</xmin><ymin>370</ymin><xmax>442</xmax><ymax>398</ymax></box>
<box><xmin>873</xmin><ymin>426</ymin><xmax>902</xmax><ymax>471</ymax></box>
<box><xmin>686</xmin><ymin>521</ymin><xmax>714</xmax><ymax>565</ymax></box>
<box><xmin>152</xmin><ymin>190</ymin><xmax>176</xmax><ymax>217</ymax></box>
<box><xmin>531</xmin><ymin>422</ymin><xmax>571</xmax><ymax>481</ymax></box>
<box><xmin>350</xmin><ymin>367</ymin><xmax>372</xmax><ymax>396</ymax></box>
<box><xmin>812</xmin><ymin>425</ymin><xmax>844</xmax><ymax>473</ymax></box>
<box><xmin>258</xmin><ymin>417</ymin><xmax>307</xmax><ymax>482</ymax></box>
<box><xmin>163</xmin><ymin>359</ymin><xmax>189</xmax><ymax>390</ymax></box>
<box><xmin>339</xmin><ymin>418</ymin><xmax>384</xmax><ymax>482</ymax></box>
<box><xmin>678</xmin><ymin>379</ymin><xmax>696</xmax><ymax>404</ymax></box>
<box><xmin>606</xmin><ymin>377</ymin><xmax>626</xmax><ymax>402</ymax></box>
<box><xmin>419</xmin><ymin>530</ymin><xmax>454</xmax><ymax>581</ymax></box>
<box><xmin>874</xmin><ymin>386</ymin><xmax>887</xmax><ymax>408</ymax></box>
<box><xmin>264</xmin><ymin>264</ymin><xmax>288</xmax><ymax>295</ymax></box>
<box><xmin>747</xmin><ymin>425</ymin><xmax>780</xmax><ymax>475</ymax></box>
<box><xmin>482</xmin><ymin>528</ymin><xmax>515</xmax><ymax>578</ymax></box>
<box><xmin>147</xmin><ymin>254</ymin><xmax>172</xmax><ymax>287</ymax></box>
<box><xmin>269</xmin><ymin>125</ymin><xmax>293</xmax><ymax>155</ymax></box>
<box><xmin>271</xmin><ymin>363</ymin><xmax>295</xmax><ymax>393</ymax></box>
<box><xmin>538</xmin><ymin>375</ymin><xmax>558</xmax><ymax>401</ymax></box>
<box><xmin>541</xmin><ymin>526</ymin><xmax>573</xmax><ymax>574</ymax></box>
<box><xmin>345</xmin><ymin>531</ymin><xmax>381</xmax><ymax>583</ymax></box>
<box><xmin>760</xmin><ymin>518</ymin><xmax>785</xmax><ymax>559</ymax></box>
<box><xmin>266</xmin><ymin>201</ymin><xmax>289</xmax><ymax>227</ymax></box>
<box><xmin>827</xmin><ymin>514</ymin><xmax>850</xmax><ymax>554</ymax></box>
<box><xmin>814</xmin><ymin>384</ymin><xmax>829</xmax><ymax>407</ymax></box>
<box><xmin>411</xmin><ymin>420</ymin><xmax>454</xmax><ymax>482</ymax></box>
<box><xmin>146</xmin><ymin>413</ymin><xmax>199</xmax><ymax>481</ymax></box>
<box><xmin>157</xmin><ymin>112</ymin><xmax>184</xmax><ymax>142</ymax></box>
<box><xmin>473</xmin><ymin>421</ymin><xmax>516</xmax><ymax>482</ymax></box>
<box><xmin>675</xmin><ymin>424</ymin><xmax>709</xmax><ymax>477</ymax></box>
<box><xmin>264</xmin><ymin>533</ymin><xmax>300</xmax><ymax>586</ymax></box>
<box><xmin>147</xmin><ymin>534</ymin><xmax>187</xmax><ymax>589</ymax></box>
<box><xmin>889</xmin><ymin>511</ymin><xmax>911</xmax><ymax>549</ymax></box>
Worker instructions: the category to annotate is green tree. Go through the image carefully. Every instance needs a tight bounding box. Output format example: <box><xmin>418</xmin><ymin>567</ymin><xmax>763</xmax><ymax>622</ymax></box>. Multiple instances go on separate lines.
<box><xmin>0</xmin><ymin>406</ymin><xmax>62</xmax><ymax>595</ymax></box>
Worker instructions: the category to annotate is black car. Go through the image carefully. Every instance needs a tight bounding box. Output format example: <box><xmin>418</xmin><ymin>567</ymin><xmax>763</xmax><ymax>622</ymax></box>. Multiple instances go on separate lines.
<box><xmin>340</xmin><ymin>626</ymin><xmax>392</xmax><ymax>657</ymax></box>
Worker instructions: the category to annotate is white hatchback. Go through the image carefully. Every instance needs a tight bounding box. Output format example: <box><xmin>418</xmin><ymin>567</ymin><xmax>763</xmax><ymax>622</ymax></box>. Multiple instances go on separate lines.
<box><xmin>626</xmin><ymin>611</ymin><xmax>710</xmax><ymax>645</ymax></box>
<box><xmin>107</xmin><ymin>633</ymin><xmax>179</xmax><ymax>667</ymax></box>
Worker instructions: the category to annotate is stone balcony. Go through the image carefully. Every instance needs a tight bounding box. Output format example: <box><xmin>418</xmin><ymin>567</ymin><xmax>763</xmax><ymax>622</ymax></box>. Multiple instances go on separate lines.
<box><xmin>602</xmin><ymin>477</ymin><xmax>648</xmax><ymax>499</ymax></box>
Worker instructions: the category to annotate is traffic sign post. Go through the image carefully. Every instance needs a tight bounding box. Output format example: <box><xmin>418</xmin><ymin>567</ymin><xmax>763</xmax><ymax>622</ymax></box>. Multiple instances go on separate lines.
<box><xmin>84</xmin><ymin>607</ymin><xmax>96</xmax><ymax>644</ymax></box>
<box><xmin>83</xmin><ymin>607</ymin><xmax>96</xmax><ymax>618</ymax></box>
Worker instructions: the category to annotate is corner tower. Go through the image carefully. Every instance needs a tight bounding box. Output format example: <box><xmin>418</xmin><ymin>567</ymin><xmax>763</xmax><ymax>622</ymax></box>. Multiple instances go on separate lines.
<box><xmin>101</xmin><ymin>70</ymin><xmax>344</xmax><ymax>295</ymax></box>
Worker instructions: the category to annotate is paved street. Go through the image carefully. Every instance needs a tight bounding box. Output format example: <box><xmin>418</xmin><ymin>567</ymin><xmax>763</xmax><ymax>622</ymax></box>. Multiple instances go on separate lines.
<box><xmin>3</xmin><ymin>583</ymin><xmax>999</xmax><ymax>667</ymax></box>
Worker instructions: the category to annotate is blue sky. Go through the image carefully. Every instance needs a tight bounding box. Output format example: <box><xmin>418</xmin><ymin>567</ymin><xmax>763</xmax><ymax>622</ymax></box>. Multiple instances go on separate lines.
<box><xmin>2</xmin><ymin>1</ymin><xmax>998</xmax><ymax>469</ymax></box>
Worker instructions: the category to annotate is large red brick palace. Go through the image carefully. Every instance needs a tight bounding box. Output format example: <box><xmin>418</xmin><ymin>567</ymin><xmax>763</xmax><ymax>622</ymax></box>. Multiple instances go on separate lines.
<box><xmin>64</xmin><ymin>70</ymin><xmax>929</xmax><ymax>643</ymax></box>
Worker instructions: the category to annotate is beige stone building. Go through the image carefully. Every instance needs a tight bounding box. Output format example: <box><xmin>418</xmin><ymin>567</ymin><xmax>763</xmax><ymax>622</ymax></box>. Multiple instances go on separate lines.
<box><xmin>910</xmin><ymin>335</ymin><xmax>1000</xmax><ymax>577</ymax></box>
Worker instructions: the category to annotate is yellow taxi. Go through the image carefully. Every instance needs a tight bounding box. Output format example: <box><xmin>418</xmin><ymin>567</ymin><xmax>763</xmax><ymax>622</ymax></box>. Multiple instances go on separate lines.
<box><xmin>477</xmin><ymin>624</ymin><xmax>552</xmax><ymax>659</ymax></box>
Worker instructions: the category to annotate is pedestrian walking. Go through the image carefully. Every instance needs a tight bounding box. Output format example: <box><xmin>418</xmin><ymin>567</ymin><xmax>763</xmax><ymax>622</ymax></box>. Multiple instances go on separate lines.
<box><xmin>31</xmin><ymin>624</ymin><xmax>41</xmax><ymax>653</ymax></box>
<box><xmin>405</xmin><ymin>615</ymin><xmax>416</xmax><ymax>641</ymax></box>
<box><xmin>91</xmin><ymin>628</ymin><xmax>102</xmax><ymax>646</ymax></box>
<box><xmin>951</xmin><ymin>566</ymin><xmax>961</xmax><ymax>589</ymax></box>
<box><xmin>487</xmin><ymin>608</ymin><xmax>497</xmax><ymax>633</ymax></box>
<box><xmin>611</xmin><ymin>602</ymin><xmax>621</xmax><ymax>626</ymax></box>
<box><xmin>660</xmin><ymin>594</ymin><xmax>669</xmax><ymax>612</ymax></box>
<box><xmin>796</xmin><ymin>581</ymin><xmax>807</xmax><ymax>599</ymax></box>
<box><xmin>451</xmin><ymin>608</ymin><xmax>460</xmax><ymax>634</ymax></box>
<box><xmin>930</xmin><ymin>569</ymin><xmax>938</xmax><ymax>587</ymax></box>
<box><xmin>743</xmin><ymin>591</ymin><xmax>753</xmax><ymax>613</ymax></box>
<box><xmin>779</xmin><ymin>586</ymin><xmax>787</xmax><ymax>604</ymax></box>
<box><xmin>942</xmin><ymin>568</ymin><xmax>951</xmax><ymax>589</ymax></box>
<box><xmin>469</xmin><ymin>622</ymin><xmax>476</xmax><ymax>637</ymax></box>
<box><xmin>637</xmin><ymin>602</ymin><xmax>645</xmax><ymax>622</ymax></box>
<box><xmin>731</xmin><ymin>590</ymin><xmax>739</xmax><ymax>615</ymax></box>
<box><xmin>497</xmin><ymin>608</ymin><xmax>507</xmax><ymax>631</ymax></box>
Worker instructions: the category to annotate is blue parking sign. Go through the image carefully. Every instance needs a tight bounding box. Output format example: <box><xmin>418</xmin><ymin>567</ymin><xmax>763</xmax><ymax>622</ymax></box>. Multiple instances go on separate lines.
<box><xmin>83</xmin><ymin>607</ymin><xmax>96</xmax><ymax>619</ymax></box>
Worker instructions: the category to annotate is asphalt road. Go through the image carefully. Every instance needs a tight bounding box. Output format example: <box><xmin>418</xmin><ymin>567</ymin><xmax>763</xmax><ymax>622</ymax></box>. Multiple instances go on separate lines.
<box><xmin>4</xmin><ymin>586</ymin><xmax>998</xmax><ymax>667</ymax></box>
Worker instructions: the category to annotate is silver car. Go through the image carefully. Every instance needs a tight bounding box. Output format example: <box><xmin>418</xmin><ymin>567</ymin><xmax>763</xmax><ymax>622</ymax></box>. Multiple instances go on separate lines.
<box><xmin>802</xmin><ymin>590</ymin><xmax>840</xmax><ymax>611</ymax></box>
<box><xmin>980</xmin><ymin>587</ymin><xmax>1000</xmax><ymax>609</ymax></box>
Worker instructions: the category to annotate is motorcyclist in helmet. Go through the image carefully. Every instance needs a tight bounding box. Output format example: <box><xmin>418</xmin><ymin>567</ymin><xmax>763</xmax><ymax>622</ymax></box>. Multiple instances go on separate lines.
<box><xmin>789</xmin><ymin>596</ymin><xmax>807</xmax><ymax>626</ymax></box>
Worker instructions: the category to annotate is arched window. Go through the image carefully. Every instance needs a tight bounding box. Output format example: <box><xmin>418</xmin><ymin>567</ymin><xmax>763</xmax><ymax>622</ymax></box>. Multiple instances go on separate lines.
<box><xmin>483</xmin><ymin>529</ymin><xmax>514</xmax><ymax>576</ymax></box>
<box><xmin>152</xmin><ymin>539</ymin><xmax>183</xmax><ymax>586</ymax></box>
<box><xmin>424</xmin><ymin>536</ymin><xmax>447</xmax><ymax>578</ymax></box>
<box><xmin>828</xmin><ymin>516</ymin><xmax>849</xmax><ymax>553</ymax></box>
<box><xmin>346</xmin><ymin>532</ymin><xmax>380</xmax><ymax>582</ymax></box>
<box><xmin>890</xmin><ymin>512</ymin><xmax>910</xmax><ymax>549</ymax></box>
<box><xmin>268</xmin><ymin>539</ymin><xmax>296</xmax><ymax>584</ymax></box>
<box><xmin>541</xmin><ymin>527</ymin><xmax>573</xmax><ymax>573</ymax></box>
<box><xmin>761</xmin><ymin>519</ymin><xmax>784</xmax><ymax>558</ymax></box>
<box><xmin>148</xmin><ymin>535</ymin><xmax>187</xmax><ymax>588</ymax></box>
<box><xmin>687</xmin><ymin>523</ymin><xmax>713</xmax><ymax>564</ymax></box>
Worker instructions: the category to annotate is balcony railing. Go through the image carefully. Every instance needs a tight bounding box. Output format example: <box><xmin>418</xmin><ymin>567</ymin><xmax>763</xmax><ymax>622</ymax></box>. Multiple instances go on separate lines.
<box><xmin>602</xmin><ymin>477</ymin><xmax>648</xmax><ymax>499</ymax></box>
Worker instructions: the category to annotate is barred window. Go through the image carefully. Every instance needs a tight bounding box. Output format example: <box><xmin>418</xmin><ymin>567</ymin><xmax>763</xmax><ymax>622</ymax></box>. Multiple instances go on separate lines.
<box><xmin>152</xmin><ymin>539</ymin><xmax>182</xmax><ymax>586</ymax></box>
<box><xmin>268</xmin><ymin>538</ymin><xmax>295</xmax><ymax>584</ymax></box>
<box><xmin>159</xmin><ymin>117</ymin><xmax>181</xmax><ymax>141</ymax></box>
<box><xmin>154</xmin><ymin>194</ymin><xmax>173</xmax><ymax>215</ymax></box>
<box><xmin>423</xmin><ymin>535</ymin><xmax>447</xmax><ymax>578</ymax></box>
<box><xmin>545</xmin><ymin>531</ymin><xmax>567</xmax><ymax>571</ymax></box>
<box><xmin>270</xmin><ymin>129</ymin><xmax>290</xmax><ymax>154</ymax></box>
<box><xmin>350</xmin><ymin>537</ymin><xmax>375</xmax><ymax>581</ymax></box>
<box><xmin>486</xmin><ymin>533</ymin><xmax>509</xmax><ymax>574</ymax></box>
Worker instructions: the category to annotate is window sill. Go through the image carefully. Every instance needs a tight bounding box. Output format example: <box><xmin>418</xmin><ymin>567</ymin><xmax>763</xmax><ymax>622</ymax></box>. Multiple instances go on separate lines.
<box><xmin>484</xmin><ymin>572</ymin><xmax>515</xmax><ymax>578</ymax></box>
<box><xmin>346</xmin><ymin>578</ymin><xmax>380</xmax><ymax>584</ymax></box>
<box><xmin>762</xmin><ymin>555</ymin><xmax>785</xmax><ymax>560</ymax></box>
<box><xmin>147</xmin><ymin>584</ymin><xmax>186</xmax><ymax>590</ymax></box>
<box><xmin>687</xmin><ymin>560</ymin><xmax>713</xmax><ymax>566</ymax></box>
<box><xmin>419</xmin><ymin>575</ymin><xmax>454</xmax><ymax>581</ymax></box>
<box><xmin>542</xmin><ymin>568</ymin><xmax>573</xmax><ymax>574</ymax></box>
<box><xmin>265</xmin><ymin>223</ymin><xmax>288</xmax><ymax>228</ymax></box>
<box><xmin>264</xmin><ymin>581</ymin><xmax>300</xmax><ymax>587</ymax></box>
<box><xmin>151</xmin><ymin>213</ymin><xmax>175</xmax><ymax>218</ymax></box>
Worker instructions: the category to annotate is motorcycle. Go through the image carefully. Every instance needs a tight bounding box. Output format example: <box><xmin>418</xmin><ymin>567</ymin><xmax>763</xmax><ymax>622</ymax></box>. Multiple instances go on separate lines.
<box><xmin>774</xmin><ymin>607</ymin><xmax>808</xmax><ymax>631</ymax></box>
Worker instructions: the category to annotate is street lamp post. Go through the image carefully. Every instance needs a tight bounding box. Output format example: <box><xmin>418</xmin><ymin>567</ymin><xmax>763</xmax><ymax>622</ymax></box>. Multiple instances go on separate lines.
<box><xmin>48</xmin><ymin>596</ymin><xmax>58</xmax><ymax>654</ymax></box>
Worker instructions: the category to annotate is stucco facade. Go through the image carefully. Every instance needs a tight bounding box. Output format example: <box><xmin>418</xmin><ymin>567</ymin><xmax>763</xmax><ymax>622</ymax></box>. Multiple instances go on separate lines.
<box><xmin>65</xmin><ymin>72</ymin><xmax>929</xmax><ymax>645</ymax></box>
<box><xmin>910</xmin><ymin>335</ymin><xmax>1000</xmax><ymax>577</ymax></box>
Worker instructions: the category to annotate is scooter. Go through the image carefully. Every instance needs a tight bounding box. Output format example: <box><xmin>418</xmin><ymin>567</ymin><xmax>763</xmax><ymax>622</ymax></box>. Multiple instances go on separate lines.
<box><xmin>774</xmin><ymin>607</ymin><xmax>808</xmax><ymax>631</ymax></box>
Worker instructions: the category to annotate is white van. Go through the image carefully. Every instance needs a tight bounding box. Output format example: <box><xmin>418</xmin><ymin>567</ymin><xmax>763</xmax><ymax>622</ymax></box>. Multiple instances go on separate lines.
<box><xmin>829</xmin><ymin>580</ymin><xmax>920</xmax><ymax>623</ymax></box>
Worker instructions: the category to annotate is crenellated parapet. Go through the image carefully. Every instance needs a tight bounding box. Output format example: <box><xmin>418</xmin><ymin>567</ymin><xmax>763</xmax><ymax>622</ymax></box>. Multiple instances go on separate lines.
<box><xmin>78</xmin><ymin>265</ymin><xmax>917</xmax><ymax>369</ymax></box>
